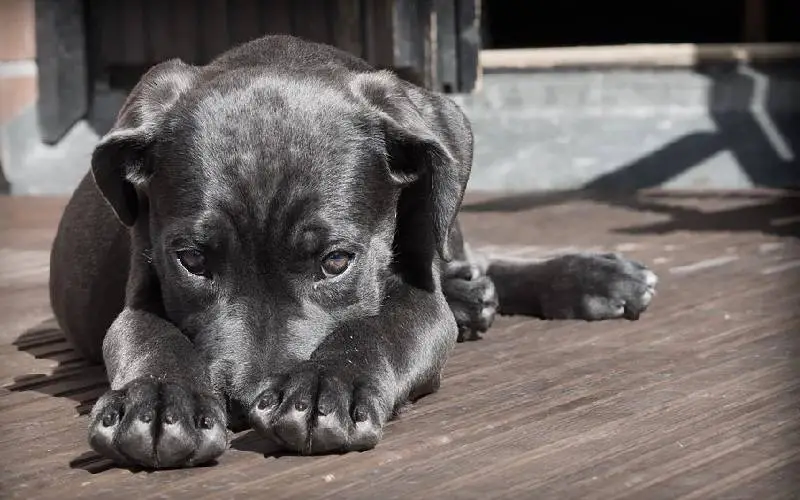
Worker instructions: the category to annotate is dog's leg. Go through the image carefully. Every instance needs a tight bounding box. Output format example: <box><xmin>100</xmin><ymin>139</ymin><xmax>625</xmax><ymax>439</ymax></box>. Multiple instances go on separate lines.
<box><xmin>485</xmin><ymin>252</ymin><xmax>658</xmax><ymax>321</ymax></box>
<box><xmin>88</xmin><ymin>309</ymin><xmax>228</xmax><ymax>468</ymax></box>
<box><xmin>247</xmin><ymin>286</ymin><xmax>455</xmax><ymax>454</ymax></box>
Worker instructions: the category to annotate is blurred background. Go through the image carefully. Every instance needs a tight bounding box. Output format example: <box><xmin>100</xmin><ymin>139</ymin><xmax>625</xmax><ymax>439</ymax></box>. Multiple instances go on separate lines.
<box><xmin>0</xmin><ymin>0</ymin><xmax>798</xmax><ymax>195</ymax></box>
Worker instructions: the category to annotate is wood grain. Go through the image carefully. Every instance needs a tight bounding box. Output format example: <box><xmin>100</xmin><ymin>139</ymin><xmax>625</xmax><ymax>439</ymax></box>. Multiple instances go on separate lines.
<box><xmin>0</xmin><ymin>191</ymin><xmax>798</xmax><ymax>499</ymax></box>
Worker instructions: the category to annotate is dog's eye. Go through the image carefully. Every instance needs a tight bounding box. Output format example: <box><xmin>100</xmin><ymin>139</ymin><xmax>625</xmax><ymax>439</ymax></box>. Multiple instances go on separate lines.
<box><xmin>177</xmin><ymin>249</ymin><xmax>207</xmax><ymax>276</ymax></box>
<box><xmin>321</xmin><ymin>251</ymin><xmax>352</xmax><ymax>277</ymax></box>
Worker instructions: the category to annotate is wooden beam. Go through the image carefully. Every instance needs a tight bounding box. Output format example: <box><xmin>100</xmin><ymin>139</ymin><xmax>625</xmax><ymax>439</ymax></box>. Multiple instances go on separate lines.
<box><xmin>35</xmin><ymin>0</ymin><xmax>88</xmax><ymax>144</ymax></box>
<box><xmin>480</xmin><ymin>43</ymin><xmax>800</xmax><ymax>70</ymax></box>
<box><xmin>331</xmin><ymin>0</ymin><xmax>363</xmax><ymax>58</ymax></box>
<box><xmin>435</xmin><ymin>0</ymin><xmax>458</xmax><ymax>92</ymax></box>
<box><xmin>456</xmin><ymin>0</ymin><xmax>480</xmax><ymax>92</ymax></box>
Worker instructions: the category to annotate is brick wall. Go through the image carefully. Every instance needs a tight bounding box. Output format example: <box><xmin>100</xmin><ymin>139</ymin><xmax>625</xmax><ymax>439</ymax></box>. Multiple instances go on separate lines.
<box><xmin>0</xmin><ymin>0</ymin><xmax>37</xmax><ymax>190</ymax></box>
<box><xmin>0</xmin><ymin>0</ymin><xmax>37</xmax><ymax>125</ymax></box>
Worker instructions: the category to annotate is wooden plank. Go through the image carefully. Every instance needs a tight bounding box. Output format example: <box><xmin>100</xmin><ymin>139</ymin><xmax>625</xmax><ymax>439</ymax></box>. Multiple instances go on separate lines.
<box><xmin>291</xmin><ymin>0</ymin><xmax>333</xmax><ymax>44</ymax></box>
<box><xmin>362</xmin><ymin>0</ymin><xmax>394</xmax><ymax>68</ymax></box>
<box><xmin>90</xmin><ymin>1</ymin><xmax>126</xmax><ymax>68</ymax></box>
<box><xmin>260</xmin><ymin>0</ymin><xmax>293</xmax><ymax>35</ymax></box>
<box><xmin>85</xmin><ymin>0</ymin><xmax>106</xmax><ymax>83</ymax></box>
<box><xmin>480</xmin><ymin>43</ymin><xmax>800</xmax><ymax>70</ymax></box>
<box><xmin>435</xmin><ymin>0</ymin><xmax>458</xmax><ymax>93</ymax></box>
<box><xmin>145</xmin><ymin>0</ymin><xmax>178</xmax><ymax>62</ymax></box>
<box><xmin>173</xmin><ymin>0</ymin><xmax>200</xmax><ymax>63</ymax></box>
<box><xmin>120</xmin><ymin>0</ymin><xmax>147</xmax><ymax>66</ymax></box>
<box><xmin>2</xmin><ymin>191</ymin><xmax>800</xmax><ymax>498</ymax></box>
<box><xmin>455</xmin><ymin>0</ymin><xmax>480</xmax><ymax>92</ymax></box>
<box><xmin>331</xmin><ymin>0</ymin><xmax>363</xmax><ymax>58</ymax></box>
<box><xmin>390</xmin><ymin>0</ymin><xmax>422</xmax><ymax>69</ymax></box>
<box><xmin>198</xmin><ymin>0</ymin><xmax>230</xmax><ymax>62</ymax></box>
<box><xmin>34</xmin><ymin>0</ymin><xmax>89</xmax><ymax>144</ymax></box>
<box><xmin>389</xmin><ymin>0</ymin><xmax>434</xmax><ymax>87</ymax></box>
<box><xmin>227</xmin><ymin>0</ymin><xmax>263</xmax><ymax>46</ymax></box>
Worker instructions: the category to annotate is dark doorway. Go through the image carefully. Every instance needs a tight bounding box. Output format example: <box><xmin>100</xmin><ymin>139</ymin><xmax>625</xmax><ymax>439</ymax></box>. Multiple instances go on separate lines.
<box><xmin>483</xmin><ymin>0</ymin><xmax>800</xmax><ymax>49</ymax></box>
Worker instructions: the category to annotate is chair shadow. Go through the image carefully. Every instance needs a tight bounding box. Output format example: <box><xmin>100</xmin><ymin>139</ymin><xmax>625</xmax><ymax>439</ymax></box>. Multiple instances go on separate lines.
<box><xmin>7</xmin><ymin>318</ymin><xmax>107</xmax><ymax>416</ymax></box>
<box><xmin>462</xmin><ymin>190</ymin><xmax>800</xmax><ymax>240</ymax></box>
<box><xmin>606</xmin><ymin>192</ymin><xmax>800</xmax><ymax>239</ymax></box>
<box><xmin>6</xmin><ymin>318</ymin><xmax>116</xmax><ymax>472</ymax></box>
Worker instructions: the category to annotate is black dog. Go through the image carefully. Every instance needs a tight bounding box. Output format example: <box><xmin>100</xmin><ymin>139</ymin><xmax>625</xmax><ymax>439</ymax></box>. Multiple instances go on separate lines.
<box><xmin>49</xmin><ymin>35</ymin><xmax>658</xmax><ymax>469</ymax></box>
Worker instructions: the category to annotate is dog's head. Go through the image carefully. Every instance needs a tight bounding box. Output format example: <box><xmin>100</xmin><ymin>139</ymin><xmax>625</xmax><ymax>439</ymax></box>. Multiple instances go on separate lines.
<box><xmin>90</xmin><ymin>55</ymin><xmax>471</xmax><ymax>401</ymax></box>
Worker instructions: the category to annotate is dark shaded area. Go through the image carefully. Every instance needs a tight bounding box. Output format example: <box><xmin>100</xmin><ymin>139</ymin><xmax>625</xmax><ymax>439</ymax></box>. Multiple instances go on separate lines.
<box><xmin>230</xmin><ymin>430</ymin><xmax>296</xmax><ymax>457</ymax></box>
<box><xmin>0</xmin><ymin>162</ymin><xmax>9</xmax><ymax>194</ymax></box>
<box><xmin>483</xmin><ymin>0</ymin><xmax>800</xmax><ymax>49</ymax></box>
<box><xmin>609</xmin><ymin>192</ymin><xmax>800</xmax><ymax>238</ymax></box>
<box><xmin>6</xmin><ymin>319</ymin><xmax>106</xmax><ymax>417</ymax></box>
<box><xmin>68</xmin><ymin>449</ymin><xmax>222</xmax><ymax>474</ymax></box>
<box><xmin>7</xmin><ymin>320</ymin><xmax>117</xmax><ymax>473</ymax></box>
<box><xmin>463</xmin><ymin>190</ymin><xmax>800</xmax><ymax>239</ymax></box>
<box><xmin>69</xmin><ymin>451</ymin><xmax>119</xmax><ymax>474</ymax></box>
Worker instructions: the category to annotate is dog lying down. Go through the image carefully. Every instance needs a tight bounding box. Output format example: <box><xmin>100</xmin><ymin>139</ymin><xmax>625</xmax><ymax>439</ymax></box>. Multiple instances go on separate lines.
<box><xmin>49</xmin><ymin>35</ymin><xmax>658</xmax><ymax>468</ymax></box>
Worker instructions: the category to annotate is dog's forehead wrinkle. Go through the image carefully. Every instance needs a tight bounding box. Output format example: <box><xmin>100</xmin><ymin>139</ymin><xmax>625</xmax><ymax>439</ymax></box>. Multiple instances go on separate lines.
<box><xmin>190</xmin><ymin>73</ymin><xmax>356</xmax><ymax>140</ymax></box>
<box><xmin>164</xmin><ymin>75</ymin><xmax>391</xmax><ymax>214</ymax></box>
<box><xmin>193</xmin><ymin>153</ymin><xmax>384</xmax><ymax>235</ymax></box>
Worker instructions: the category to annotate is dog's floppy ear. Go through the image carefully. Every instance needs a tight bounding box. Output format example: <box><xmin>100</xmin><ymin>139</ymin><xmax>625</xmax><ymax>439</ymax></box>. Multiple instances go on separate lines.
<box><xmin>351</xmin><ymin>71</ymin><xmax>472</xmax><ymax>262</ymax></box>
<box><xmin>91</xmin><ymin>59</ymin><xmax>198</xmax><ymax>226</ymax></box>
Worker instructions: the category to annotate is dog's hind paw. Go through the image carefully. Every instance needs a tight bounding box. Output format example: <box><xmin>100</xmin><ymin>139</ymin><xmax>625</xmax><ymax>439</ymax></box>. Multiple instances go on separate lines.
<box><xmin>538</xmin><ymin>252</ymin><xmax>658</xmax><ymax>321</ymax></box>
<box><xmin>88</xmin><ymin>378</ymin><xmax>228</xmax><ymax>469</ymax></box>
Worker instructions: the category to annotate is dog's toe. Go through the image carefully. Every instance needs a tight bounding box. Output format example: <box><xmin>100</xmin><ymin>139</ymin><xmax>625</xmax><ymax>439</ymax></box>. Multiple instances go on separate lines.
<box><xmin>345</xmin><ymin>386</ymin><xmax>383</xmax><ymax>451</ymax></box>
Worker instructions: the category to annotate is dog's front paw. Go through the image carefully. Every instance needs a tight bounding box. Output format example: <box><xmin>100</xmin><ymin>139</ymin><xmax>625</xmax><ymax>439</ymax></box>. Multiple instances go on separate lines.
<box><xmin>542</xmin><ymin>253</ymin><xmax>658</xmax><ymax>321</ymax></box>
<box><xmin>442</xmin><ymin>261</ymin><xmax>499</xmax><ymax>341</ymax></box>
<box><xmin>248</xmin><ymin>364</ymin><xmax>389</xmax><ymax>454</ymax></box>
<box><xmin>89</xmin><ymin>378</ymin><xmax>227</xmax><ymax>468</ymax></box>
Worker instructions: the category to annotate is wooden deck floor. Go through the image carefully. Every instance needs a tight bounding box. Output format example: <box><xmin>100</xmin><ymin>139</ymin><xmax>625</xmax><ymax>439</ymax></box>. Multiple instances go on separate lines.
<box><xmin>1</xmin><ymin>191</ymin><xmax>799</xmax><ymax>499</ymax></box>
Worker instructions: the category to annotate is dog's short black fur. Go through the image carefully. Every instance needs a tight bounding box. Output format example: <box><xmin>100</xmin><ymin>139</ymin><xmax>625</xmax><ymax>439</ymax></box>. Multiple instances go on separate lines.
<box><xmin>49</xmin><ymin>35</ymin><xmax>658</xmax><ymax>468</ymax></box>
